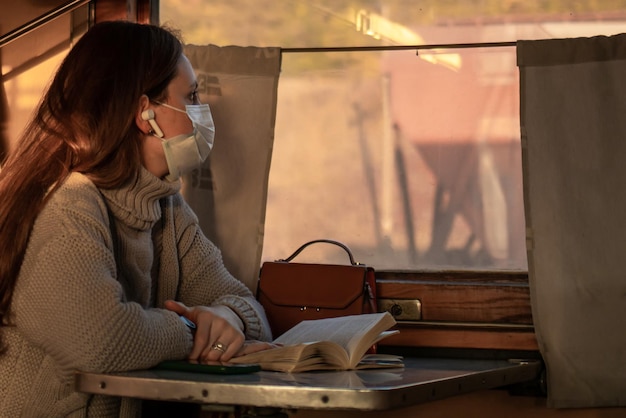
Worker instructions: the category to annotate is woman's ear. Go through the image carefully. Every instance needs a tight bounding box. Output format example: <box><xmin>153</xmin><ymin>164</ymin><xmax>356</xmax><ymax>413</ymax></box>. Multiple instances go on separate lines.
<box><xmin>135</xmin><ymin>94</ymin><xmax>160</xmax><ymax>136</ymax></box>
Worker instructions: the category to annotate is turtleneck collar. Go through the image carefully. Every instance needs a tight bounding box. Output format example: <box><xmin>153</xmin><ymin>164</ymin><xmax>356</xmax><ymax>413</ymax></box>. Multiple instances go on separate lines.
<box><xmin>99</xmin><ymin>168</ymin><xmax>181</xmax><ymax>231</ymax></box>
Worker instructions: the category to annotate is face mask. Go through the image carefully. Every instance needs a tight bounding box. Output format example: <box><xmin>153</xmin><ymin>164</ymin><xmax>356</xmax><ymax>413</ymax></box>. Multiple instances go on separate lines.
<box><xmin>158</xmin><ymin>103</ymin><xmax>215</xmax><ymax>181</ymax></box>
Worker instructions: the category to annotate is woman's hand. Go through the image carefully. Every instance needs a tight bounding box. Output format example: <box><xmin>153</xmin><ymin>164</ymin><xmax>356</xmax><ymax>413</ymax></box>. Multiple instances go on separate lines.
<box><xmin>165</xmin><ymin>300</ymin><xmax>246</xmax><ymax>363</ymax></box>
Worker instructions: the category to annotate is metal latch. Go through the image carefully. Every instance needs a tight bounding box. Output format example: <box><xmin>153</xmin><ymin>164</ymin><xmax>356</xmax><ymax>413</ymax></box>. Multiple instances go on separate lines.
<box><xmin>378</xmin><ymin>298</ymin><xmax>422</xmax><ymax>321</ymax></box>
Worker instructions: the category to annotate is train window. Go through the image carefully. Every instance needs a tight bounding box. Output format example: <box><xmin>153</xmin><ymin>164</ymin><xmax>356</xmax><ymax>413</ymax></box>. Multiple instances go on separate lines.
<box><xmin>160</xmin><ymin>1</ymin><xmax>626</xmax><ymax>271</ymax></box>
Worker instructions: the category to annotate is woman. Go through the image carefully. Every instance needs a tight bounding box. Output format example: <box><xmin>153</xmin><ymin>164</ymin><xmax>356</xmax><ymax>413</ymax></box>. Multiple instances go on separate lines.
<box><xmin>0</xmin><ymin>21</ymin><xmax>273</xmax><ymax>417</ymax></box>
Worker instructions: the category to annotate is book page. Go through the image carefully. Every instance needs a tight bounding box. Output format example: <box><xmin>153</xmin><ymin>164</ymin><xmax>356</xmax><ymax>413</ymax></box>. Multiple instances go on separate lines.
<box><xmin>230</xmin><ymin>313</ymin><xmax>398</xmax><ymax>371</ymax></box>
<box><xmin>229</xmin><ymin>341</ymin><xmax>349</xmax><ymax>372</ymax></box>
<box><xmin>273</xmin><ymin>313</ymin><xmax>386</xmax><ymax>346</ymax></box>
<box><xmin>273</xmin><ymin>312</ymin><xmax>396</xmax><ymax>367</ymax></box>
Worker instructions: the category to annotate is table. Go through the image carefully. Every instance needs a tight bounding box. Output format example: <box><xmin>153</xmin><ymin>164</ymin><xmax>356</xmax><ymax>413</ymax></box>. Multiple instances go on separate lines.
<box><xmin>75</xmin><ymin>357</ymin><xmax>541</xmax><ymax>412</ymax></box>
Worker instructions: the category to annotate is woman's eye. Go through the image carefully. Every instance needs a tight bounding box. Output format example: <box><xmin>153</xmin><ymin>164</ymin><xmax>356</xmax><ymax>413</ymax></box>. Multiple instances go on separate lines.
<box><xmin>190</xmin><ymin>90</ymin><xmax>199</xmax><ymax>103</ymax></box>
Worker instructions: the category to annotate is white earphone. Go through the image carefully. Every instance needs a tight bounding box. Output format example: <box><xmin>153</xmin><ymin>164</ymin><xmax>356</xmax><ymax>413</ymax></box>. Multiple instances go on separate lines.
<box><xmin>141</xmin><ymin>109</ymin><xmax>164</xmax><ymax>138</ymax></box>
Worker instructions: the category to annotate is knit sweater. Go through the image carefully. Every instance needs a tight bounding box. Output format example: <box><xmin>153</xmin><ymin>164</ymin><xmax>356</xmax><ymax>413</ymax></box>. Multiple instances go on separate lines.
<box><xmin>0</xmin><ymin>168</ymin><xmax>272</xmax><ymax>418</ymax></box>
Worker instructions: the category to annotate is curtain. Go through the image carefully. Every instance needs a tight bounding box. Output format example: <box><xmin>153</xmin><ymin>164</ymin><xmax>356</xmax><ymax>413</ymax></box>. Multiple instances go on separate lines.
<box><xmin>182</xmin><ymin>45</ymin><xmax>281</xmax><ymax>291</ymax></box>
<box><xmin>517</xmin><ymin>34</ymin><xmax>626</xmax><ymax>408</ymax></box>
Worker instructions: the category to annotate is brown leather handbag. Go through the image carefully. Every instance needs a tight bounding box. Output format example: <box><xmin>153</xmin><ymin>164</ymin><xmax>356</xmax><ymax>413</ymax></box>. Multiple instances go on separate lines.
<box><xmin>257</xmin><ymin>239</ymin><xmax>377</xmax><ymax>338</ymax></box>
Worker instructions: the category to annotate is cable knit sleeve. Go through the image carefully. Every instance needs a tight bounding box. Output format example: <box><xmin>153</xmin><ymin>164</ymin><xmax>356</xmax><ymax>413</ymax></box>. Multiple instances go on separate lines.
<box><xmin>163</xmin><ymin>194</ymin><xmax>272</xmax><ymax>342</ymax></box>
<box><xmin>11</xmin><ymin>176</ymin><xmax>194</xmax><ymax>379</ymax></box>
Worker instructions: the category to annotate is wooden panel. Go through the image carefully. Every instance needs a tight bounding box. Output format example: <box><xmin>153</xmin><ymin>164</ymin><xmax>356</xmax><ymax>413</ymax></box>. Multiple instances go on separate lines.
<box><xmin>380</xmin><ymin>326</ymin><xmax>538</xmax><ymax>351</ymax></box>
<box><xmin>95</xmin><ymin>0</ymin><xmax>152</xmax><ymax>23</ymax></box>
<box><xmin>94</xmin><ymin>0</ymin><xmax>128</xmax><ymax>22</ymax></box>
<box><xmin>375</xmin><ymin>271</ymin><xmax>537</xmax><ymax>351</ymax></box>
<box><xmin>376</xmin><ymin>271</ymin><xmax>533</xmax><ymax>324</ymax></box>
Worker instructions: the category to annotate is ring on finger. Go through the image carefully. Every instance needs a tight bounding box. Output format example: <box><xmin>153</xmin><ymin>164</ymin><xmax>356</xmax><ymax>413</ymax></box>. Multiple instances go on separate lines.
<box><xmin>211</xmin><ymin>341</ymin><xmax>227</xmax><ymax>352</ymax></box>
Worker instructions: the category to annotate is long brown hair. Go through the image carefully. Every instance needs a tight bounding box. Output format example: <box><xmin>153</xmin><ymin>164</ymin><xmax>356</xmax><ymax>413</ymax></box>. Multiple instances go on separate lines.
<box><xmin>0</xmin><ymin>21</ymin><xmax>183</xmax><ymax>337</ymax></box>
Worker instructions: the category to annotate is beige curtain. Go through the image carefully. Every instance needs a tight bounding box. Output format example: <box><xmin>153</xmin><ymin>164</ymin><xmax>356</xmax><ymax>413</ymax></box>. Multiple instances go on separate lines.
<box><xmin>182</xmin><ymin>45</ymin><xmax>281</xmax><ymax>291</ymax></box>
<box><xmin>517</xmin><ymin>34</ymin><xmax>626</xmax><ymax>408</ymax></box>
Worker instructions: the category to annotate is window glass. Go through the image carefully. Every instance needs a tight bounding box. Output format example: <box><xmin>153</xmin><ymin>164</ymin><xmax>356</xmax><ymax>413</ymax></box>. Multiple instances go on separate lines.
<box><xmin>161</xmin><ymin>1</ymin><xmax>626</xmax><ymax>270</ymax></box>
<box><xmin>1</xmin><ymin>3</ymin><xmax>90</xmax><ymax>154</ymax></box>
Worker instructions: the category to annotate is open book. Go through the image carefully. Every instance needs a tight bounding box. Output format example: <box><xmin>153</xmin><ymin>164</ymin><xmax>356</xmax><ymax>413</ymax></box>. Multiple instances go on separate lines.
<box><xmin>229</xmin><ymin>312</ymin><xmax>403</xmax><ymax>372</ymax></box>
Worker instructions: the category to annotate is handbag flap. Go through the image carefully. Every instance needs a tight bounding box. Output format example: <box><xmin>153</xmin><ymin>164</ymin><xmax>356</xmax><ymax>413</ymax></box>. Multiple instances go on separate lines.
<box><xmin>258</xmin><ymin>262</ymin><xmax>367</xmax><ymax>310</ymax></box>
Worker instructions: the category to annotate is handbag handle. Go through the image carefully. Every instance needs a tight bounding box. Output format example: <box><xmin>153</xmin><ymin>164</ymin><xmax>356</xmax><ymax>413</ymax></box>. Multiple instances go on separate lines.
<box><xmin>278</xmin><ymin>239</ymin><xmax>360</xmax><ymax>265</ymax></box>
